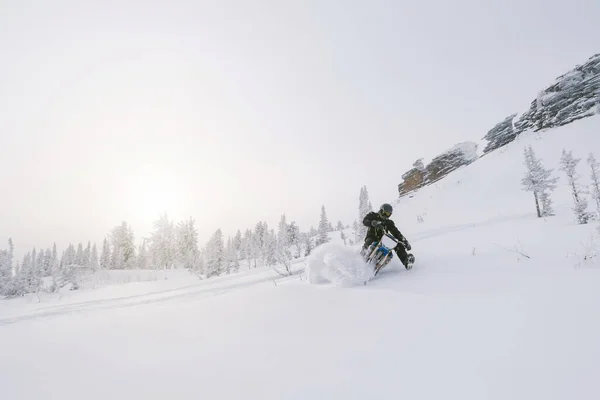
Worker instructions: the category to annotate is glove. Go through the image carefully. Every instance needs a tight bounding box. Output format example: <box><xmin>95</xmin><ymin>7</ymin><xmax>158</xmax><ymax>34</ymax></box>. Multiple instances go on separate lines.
<box><xmin>403</xmin><ymin>240</ymin><xmax>411</xmax><ymax>251</ymax></box>
<box><xmin>371</xmin><ymin>220</ymin><xmax>382</xmax><ymax>227</ymax></box>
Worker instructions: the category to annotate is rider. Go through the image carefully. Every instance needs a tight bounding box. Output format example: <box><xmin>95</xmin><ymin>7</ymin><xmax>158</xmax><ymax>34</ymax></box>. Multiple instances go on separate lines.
<box><xmin>362</xmin><ymin>203</ymin><xmax>415</xmax><ymax>269</ymax></box>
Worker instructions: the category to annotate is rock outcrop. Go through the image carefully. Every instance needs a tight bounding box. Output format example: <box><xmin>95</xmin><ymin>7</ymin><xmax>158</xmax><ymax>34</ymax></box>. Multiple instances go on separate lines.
<box><xmin>482</xmin><ymin>113</ymin><xmax>518</xmax><ymax>154</ymax></box>
<box><xmin>398</xmin><ymin>142</ymin><xmax>478</xmax><ymax>196</ymax></box>
<box><xmin>399</xmin><ymin>53</ymin><xmax>599</xmax><ymax>198</ymax></box>
<box><xmin>484</xmin><ymin>53</ymin><xmax>600</xmax><ymax>151</ymax></box>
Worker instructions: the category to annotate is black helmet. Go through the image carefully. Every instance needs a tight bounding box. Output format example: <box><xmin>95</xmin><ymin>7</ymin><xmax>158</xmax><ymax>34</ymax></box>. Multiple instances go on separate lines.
<box><xmin>379</xmin><ymin>203</ymin><xmax>393</xmax><ymax>218</ymax></box>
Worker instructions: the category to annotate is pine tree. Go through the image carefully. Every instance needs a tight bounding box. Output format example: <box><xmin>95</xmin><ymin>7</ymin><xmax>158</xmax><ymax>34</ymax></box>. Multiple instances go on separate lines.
<box><xmin>61</xmin><ymin>244</ymin><xmax>79</xmax><ymax>289</ymax></box>
<box><xmin>176</xmin><ymin>217</ymin><xmax>199</xmax><ymax>270</ymax></box>
<box><xmin>100</xmin><ymin>238</ymin><xmax>111</xmax><ymax>270</ymax></box>
<box><xmin>587</xmin><ymin>153</ymin><xmax>600</xmax><ymax>213</ymax></box>
<box><xmin>137</xmin><ymin>239</ymin><xmax>149</xmax><ymax>269</ymax></box>
<box><xmin>253</xmin><ymin>222</ymin><xmax>267</xmax><ymax>267</ymax></box>
<box><xmin>13</xmin><ymin>260</ymin><xmax>28</xmax><ymax>296</ymax></box>
<box><xmin>287</xmin><ymin>222</ymin><xmax>301</xmax><ymax>258</ymax></box>
<box><xmin>277</xmin><ymin>215</ymin><xmax>288</xmax><ymax>243</ymax></box>
<box><xmin>42</xmin><ymin>248</ymin><xmax>52</xmax><ymax>277</ymax></box>
<box><xmin>109</xmin><ymin>221</ymin><xmax>136</xmax><ymax>269</ymax></box>
<box><xmin>29</xmin><ymin>249</ymin><xmax>42</xmax><ymax>294</ymax></box>
<box><xmin>340</xmin><ymin>230</ymin><xmax>347</xmax><ymax>245</ymax></box>
<box><xmin>76</xmin><ymin>243</ymin><xmax>84</xmax><ymax>266</ymax></box>
<box><xmin>233</xmin><ymin>230</ymin><xmax>242</xmax><ymax>254</ymax></box>
<box><xmin>196</xmin><ymin>248</ymin><xmax>206</xmax><ymax>276</ymax></box>
<box><xmin>90</xmin><ymin>243</ymin><xmax>99</xmax><ymax>272</ymax></box>
<box><xmin>148</xmin><ymin>213</ymin><xmax>175</xmax><ymax>270</ymax></box>
<box><xmin>336</xmin><ymin>221</ymin><xmax>344</xmax><ymax>231</ymax></box>
<box><xmin>49</xmin><ymin>243</ymin><xmax>59</xmax><ymax>292</ymax></box>
<box><xmin>304</xmin><ymin>233</ymin><xmax>313</xmax><ymax>256</ymax></box>
<box><xmin>242</xmin><ymin>229</ymin><xmax>254</xmax><ymax>269</ymax></box>
<box><xmin>0</xmin><ymin>238</ymin><xmax>14</xmax><ymax>295</ymax></box>
<box><xmin>84</xmin><ymin>241</ymin><xmax>91</xmax><ymax>269</ymax></box>
<box><xmin>205</xmin><ymin>229</ymin><xmax>225</xmax><ymax>277</ymax></box>
<box><xmin>36</xmin><ymin>249</ymin><xmax>45</xmax><ymax>278</ymax></box>
<box><xmin>560</xmin><ymin>149</ymin><xmax>591</xmax><ymax>224</ymax></box>
<box><xmin>357</xmin><ymin>186</ymin><xmax>372</xmax><ymax>239</ymax></box>
<box><xmin>51</xmin><ymin>243</ymin><xmax>58</xmax><ymax>274</ymax></box>
<box><xmin>264</xmin><ymin>229</ymin><xmax>277</xmax><ymax>266</ymax></box>
<box><xmin>521</xmin><ymin>145</ymin><xmax>558</xmax><ymax>217</ymax></box>
<box><xmin>316</xmin><ymin>205</ymin><xmax>331</xmax><ymax>246</ymax></box>
<box><xmin>225</xmin><ymin>237</ymin><xmax>240</xmax><ymax>274</ymax></box>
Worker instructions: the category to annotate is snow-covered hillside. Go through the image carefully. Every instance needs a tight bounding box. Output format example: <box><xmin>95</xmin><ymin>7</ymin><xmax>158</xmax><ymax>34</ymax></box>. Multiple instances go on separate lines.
<box><xmin>394</xmin><ymin>115</ymin><xmax>600</xmax><ymax>232</ymax></box>
<box><xmin>2</xmin><ymin>117</ymin><xmax>600</xmax><ymax>399</ymax></box>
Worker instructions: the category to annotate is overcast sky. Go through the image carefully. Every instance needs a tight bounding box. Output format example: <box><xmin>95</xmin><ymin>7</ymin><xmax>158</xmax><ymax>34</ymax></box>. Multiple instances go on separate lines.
<box><xmin>1</xmin><ymin>0</ymin><xmax>599</xmax><ymax>253</ymax></box>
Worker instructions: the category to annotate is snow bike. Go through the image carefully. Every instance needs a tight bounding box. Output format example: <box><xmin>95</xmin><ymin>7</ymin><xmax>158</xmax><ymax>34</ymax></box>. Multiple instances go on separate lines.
<box><xmin>361</xmin><ymin>231</ymin><xmax>401</xmax><ymax>277</ymax></box>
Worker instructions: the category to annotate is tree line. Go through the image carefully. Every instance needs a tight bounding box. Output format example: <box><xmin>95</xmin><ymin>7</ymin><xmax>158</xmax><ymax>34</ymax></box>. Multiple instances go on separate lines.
<box><xmin>0</xmin><ymin>192</ymin><xmax>373</xmax><ymax>297</ymax></box>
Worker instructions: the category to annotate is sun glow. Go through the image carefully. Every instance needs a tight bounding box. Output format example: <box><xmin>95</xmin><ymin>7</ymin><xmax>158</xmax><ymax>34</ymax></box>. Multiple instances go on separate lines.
<box><xmin>124</xmin><ymin>164</ymin><xmax>185</xmax><ymax>222</ymax></box>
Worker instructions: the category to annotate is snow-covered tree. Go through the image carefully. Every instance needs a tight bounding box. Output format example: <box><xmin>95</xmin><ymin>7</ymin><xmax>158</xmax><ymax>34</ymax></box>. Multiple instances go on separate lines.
<box><xmin>340</xmin><ymin>230</ymin><xmax>347</xmax><ymax>245</ymax></box>
<box><xmin>51</xmin><ymin>243</ymin><xmax>58</xmax><ymax>273</ymax></box>
<box><xmin>241</xmin><ymin>229</ymin><xmax>254</xmax><ymax>269</ymax></box>
<box><xmin>274</xmin><ymin>217</ymin><xmax>294</xmax><ymax>274</ymax></box>
<box><xmin>588</xmin><ymin>153</ymin><xmax>600</xmax><ymax>213</ymax></box>
<box><xmin>304</xmin><ymin>233</ymin><xmax>313</xmax><ymax>256</ymax></box>
<box><xmin>76</xmin><ymin>243</ymin><xmax>84</xmax><ymax>266</ymax></box>
<box><xmin>196</xmin><ymin>248</ymin><xmax>206</xmax><ymax>276</ymax></box>
<box><xmin>253</xmin><ymin>222</ymin><xmax>268</xmax><ymax>267</ymax></box>
<box><xmin>137</xmin><ymin>239</ymin><xmax>149</xmax><ymax>269</ymax></box>
<box><xmin>0</xmin><ymin>238</ymin><xmax>14</xmax><ymax>295</ymax></box>
<box><xmin>22</xmin><ymin>250</ymin><xmax>42</xmax><ymax>294</ymax></box>
<box><xmin>336</xmin><ymin>221</ymin><xmax>344</xmax><ymax>231</ymax></box>
<box><xmin>233</xmin><ymin>230</ymin><xmax>242</xmax><ymax>254</ymax></box>
<box><xmin>12</xmin><ymin>260</ymin><xmax>28</xmax><ymax>296</ymax></box>
<box><xmin>521</xmin><ymin>145</ymin><xmax>558</xmax><ymax>217</ymax></box>
<box><xmin>60</xmin><ymin>244</ymin><xmax>79</xmax><ymax>290</ymax></box>
<box><xmin>205</xmin><ymin>229</ymin><xmax>225</xmax><ymax>277</ymax></box>
<box><xmin>316</xmin><ymin>205</ymin><xmax>331</xmax><ymax>246</ymax></box>
<box><xmin>83</xmin><ymin>241</ymin><xmax>91</xmax><ymax>269</ymax></box>
<box><xmin>49</xmin><ymin>243</ymin><xmax>59</xmax><ymax>291</ymax></box>
<box><xmin>176</xmin><ymin>217</ymin><xmax>199</xmax><ymax>270</ymax></box>
<box><xmin>148</xmin><ymin>213</ymin><xmax>175</xmax><ymax>270</ymax></box>
<box><xmin>225</xmin><ymin>237</ymin><xmax>240</xmax><ymax>274</ymax></box>
<box><xmin>560</xmin><ymin>150</ymin><xmax>591</xmax><ymax>224</ymax></box>
<box><xmin>277</xmin><ymin>215</ymin><xmax>288</xmax><ymax>241</ymax></box>
<box><xmin>109</xmin><ymin>221</ymin><xmax>136</xmax><ymax>269</ymax></box>
<box><xmin>100</xmin><ymin>238</ymin><xmax>111</xmax><ymax>270</ymax></box>
<box><xmin>41</xmin><ymin>248</ymin><xmax>51</xmax><ymax>277</ymax></box>
<box><xmin>264</xmin><ymin>229</ymin><xmax>277</xmax><ymax>266</ymax></box>
<box><xmin>36</xmin><ymin>249</ymin><xmax>45</xmax><ymax>279</ymax></box>
<box><xmin>287</xmin><ymin>222</ymin><xmax>301</xmax><ymax>258</ymax></box>
<box><xmin>90</xmin><ymin>243</ymin><xmax>99</xmax><ymax>272</ymax></box>
<box><xmin>357</xmin><ymin>186</ymin><xmax>372</xmax><ymax>240</ymax></box>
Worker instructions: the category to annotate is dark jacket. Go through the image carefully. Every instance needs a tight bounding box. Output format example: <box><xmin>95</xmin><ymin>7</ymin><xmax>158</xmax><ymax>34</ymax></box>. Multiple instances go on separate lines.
<box><xmin>363</xmin><ymin>211</ymin><xmax>407</xmax><ymax>244</ymax></box>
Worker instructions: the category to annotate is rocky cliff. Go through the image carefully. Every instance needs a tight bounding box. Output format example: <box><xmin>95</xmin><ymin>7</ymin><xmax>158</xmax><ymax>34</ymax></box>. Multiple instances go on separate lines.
<box><xmin>486</xmin><ymin>53</ymin><xmax>600</xmax><ymax>153</ymax></box>
<box><xmin>398</xmin><ymin>142</ymin><xmax>478</xmax><ymax>196</ymax></box>
<box><xmin>398</xmin><ymin>53</ymin><xmax>600</xmax><ymax>197</ymax></box>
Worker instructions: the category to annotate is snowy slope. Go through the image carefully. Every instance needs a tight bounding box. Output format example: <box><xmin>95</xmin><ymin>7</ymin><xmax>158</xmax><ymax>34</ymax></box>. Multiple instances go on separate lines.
<box><xmin>2</xmin><ymin>117</ymin><xmax>600</xmax><ymax>399</ymax></box>
<box><xmin>393</xmin><ymin>115</ymin><xmax>600</xmax><ymax>234</ymax></box>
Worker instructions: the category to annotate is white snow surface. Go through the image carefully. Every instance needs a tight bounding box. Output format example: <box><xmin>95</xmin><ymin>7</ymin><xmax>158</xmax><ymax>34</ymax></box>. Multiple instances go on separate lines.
<box><xmin>2</xmin><ymin>117</ymin><xmax>600</xmax><ymax>399</ymax></box>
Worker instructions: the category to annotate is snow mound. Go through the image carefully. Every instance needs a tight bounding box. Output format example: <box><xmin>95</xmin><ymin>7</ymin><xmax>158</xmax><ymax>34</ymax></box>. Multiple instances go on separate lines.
<box><xmin>305</xmin><ymin>243</ymin><xmax>372</xmax><ymax>286</ymax></box>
